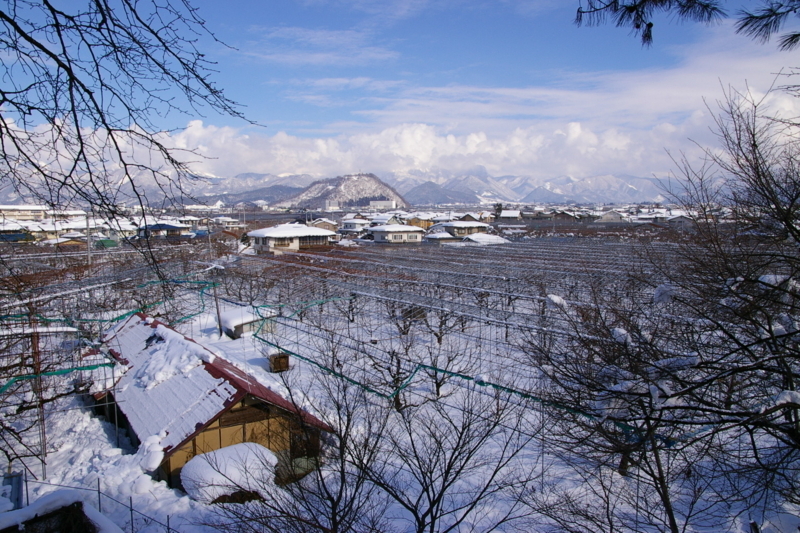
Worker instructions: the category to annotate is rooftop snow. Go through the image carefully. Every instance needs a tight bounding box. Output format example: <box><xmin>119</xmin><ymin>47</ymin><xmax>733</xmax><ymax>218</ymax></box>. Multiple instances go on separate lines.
<box><xmin>370</xmin><ymin>224</ymin><xmax>424</xmax><ymax>233</ymax></box>
<box><xmin>248</xmin><ymin>223</ymin><xmax>336</xmax><ymax>238</ymax></box>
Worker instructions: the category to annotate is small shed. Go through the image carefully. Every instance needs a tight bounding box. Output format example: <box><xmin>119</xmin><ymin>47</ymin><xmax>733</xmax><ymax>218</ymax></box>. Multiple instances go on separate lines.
<box><xmin>219</xmin><ymin>306</ymin><xmax>276</xmax><ymax>339</ymax></box>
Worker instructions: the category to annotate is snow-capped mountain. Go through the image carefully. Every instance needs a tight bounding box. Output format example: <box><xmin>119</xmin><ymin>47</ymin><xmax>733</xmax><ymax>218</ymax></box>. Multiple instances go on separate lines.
<box><xmin>277</xmin><ymin>173</ymin><xmax>409</xmax><ymax>209</ymax></box>
<box><xmin>378</xmin><ymin>170</ymin><xmax>668</xmax><ymax>205</ymax></box>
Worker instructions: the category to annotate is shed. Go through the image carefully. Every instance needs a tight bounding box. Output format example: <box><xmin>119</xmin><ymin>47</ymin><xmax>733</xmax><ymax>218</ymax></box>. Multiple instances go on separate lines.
<box><xmin>219</xmin><ymin>306</ymin><xmax>276</xmax><ymax>339</ymax></box>
<box><xmin>95</xmin><ymin>313</ymin><xmax>330</xmax><ymax>489</ymax></box>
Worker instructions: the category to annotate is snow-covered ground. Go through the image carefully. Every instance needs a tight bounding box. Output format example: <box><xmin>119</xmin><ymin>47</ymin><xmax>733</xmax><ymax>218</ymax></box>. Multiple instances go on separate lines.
<box><xmin>3</xmin><ymin>250</ymin><xmax>800</xmax><ymax>533</ymax></box>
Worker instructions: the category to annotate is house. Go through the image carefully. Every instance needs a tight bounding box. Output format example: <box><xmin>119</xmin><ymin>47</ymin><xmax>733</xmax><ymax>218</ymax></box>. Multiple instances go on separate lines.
<box><xmin>405</xmin><ymin>213</ymin><xmax>436</xmax><ymax>230</ymax></box>
<box><xmin>594</xmin><ymin>210</ymin><xmax>627</xmax><ymax>224</ymax></box>
<box><xmin>423</xmin><ymin>232</ymin><xmax>461</xmax><ymax>245</ymax></box>
<box><xmin>369</xmin><ymin>224</ymin><xmax>424</xmax><ymax>244</ymax></box>
<box><xmin>497</xmin><ymin>210</ymin><xmax>522</xmax><ymax>222</ymax></box>
<box><xmin>307</xmin><ymin>218</ymin><xmax>338</xmax><ymax>233</ymax></box>
<box><xmin>552</xmin><ymin>211</ymin><xmax>581</xmax><ymax>224</ymax></box>
<box><xmin>0</xmin><ymin>220</ymin><xmax>33</xmax><ymax>244</ymax></box>
<box><xmin>338</xmin><ymin>218</ymin><xmax>371</xmax><ymax>237</ymax></box>
<box><xmin>94</xmin><ymin>313</ymin><xmax>330</xmax><ymax>489</ymax></box>
<box><xmin>369</xmin><ymin>214</ymin><xmax>403</xmax><ymax>227</ymax></box>
<box><xmin>0</xmin><ymin>205</ymin><xmax>49</xmax><ymax>221</ymax></box>
<box><xmin>427</xmin><ymin>221</ymin><xmax>490</xmax><ymax>238</ymax></box>
<box><xmin>248</xmin><ymin>223</ymin><xmax>336</xmax><ymax>253</ymax></box>
<box><xmin>431</xmin><ymin>212</ymin><xmax>461</xmax><ymax>223</ymax></box>
<box><xmin>667</xmin><ymin>215</ymin><xmax>695</xmax><ymax>230</ymax></box>
<box><xmin>137</xmin><ymin>222</ymin><xmax>193</xmax><ymax>240</ymax></box>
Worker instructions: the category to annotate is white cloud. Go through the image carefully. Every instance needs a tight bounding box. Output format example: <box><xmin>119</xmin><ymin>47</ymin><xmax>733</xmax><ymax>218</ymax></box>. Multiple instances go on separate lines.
<box><xmin>167</xmin><ymin>22</ymin><xmax>800</xmax><ymax>181</ymax></box>
<box><xmin>243</xmin><ymin>27</ymin><xmax>398</xmax><ymax>66</ymax></box>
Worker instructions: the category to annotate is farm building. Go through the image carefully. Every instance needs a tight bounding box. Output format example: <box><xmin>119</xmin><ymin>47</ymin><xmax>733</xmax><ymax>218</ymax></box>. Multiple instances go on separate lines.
<box><xmin>94</xmin><ymin>313</ymin><xmax>330</xmax><ymax>490</ymax></box>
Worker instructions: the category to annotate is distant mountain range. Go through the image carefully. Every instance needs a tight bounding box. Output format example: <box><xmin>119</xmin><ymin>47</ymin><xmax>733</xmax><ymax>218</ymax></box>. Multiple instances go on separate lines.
<box><xmin>186</xmin><ymin>169</ymin><xmax>669</xmax><ymax>207</ymax></box>
<box><xmin>0</xmin><ymin>167</ymin><xmax>670</xmax><ymax>208</ymax></box>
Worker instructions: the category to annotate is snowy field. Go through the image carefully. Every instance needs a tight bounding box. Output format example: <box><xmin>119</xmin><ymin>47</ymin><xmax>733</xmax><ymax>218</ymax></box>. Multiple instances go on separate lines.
<box><xmin>1</xmin><ymin>240</ymin><xmax>799</xmax><ymax>532</ymax></box>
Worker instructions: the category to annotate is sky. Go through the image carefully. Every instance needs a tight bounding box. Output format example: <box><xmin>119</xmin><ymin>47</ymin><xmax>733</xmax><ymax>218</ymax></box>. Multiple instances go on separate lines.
<box><xmin>161</xmin><ymin>0</ymin><xmax>800</xmax><ymax>181</ymax></box>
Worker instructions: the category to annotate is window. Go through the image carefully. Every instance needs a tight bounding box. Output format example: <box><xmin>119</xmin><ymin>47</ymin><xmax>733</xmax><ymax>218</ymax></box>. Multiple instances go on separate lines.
<box><xmin>408</xmin><ymin>234</ymin><xmax>417</xmax><ymax>240</ymax></box>
<box><xmin>393</xmin><ymin>234</ymin><xmax>403</xmax><ymax>240</ymax></box>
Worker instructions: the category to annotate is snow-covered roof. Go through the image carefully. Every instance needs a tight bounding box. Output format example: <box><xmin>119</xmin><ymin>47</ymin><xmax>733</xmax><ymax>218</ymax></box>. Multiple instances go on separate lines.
<box><xmin>463</xmin><ymin>233</ymin><xmax>509</xmax><ymax>245</ymax></box>
<box><xmin>248</xmin><ymin>223</ymin><xmax>336</xmax><ymax>239</ymax></box>
<box><xmin>499</xmin><ymin>210</ymin><xmax>521</xmax><ymax>217</ymax></box>
<box><xmin>219</xmin><ymin>306</ymin><xmax>276</xmax><ymax>331</ymax></box>
<box><xmin>429</xmin><ymin>221</ymin><xmax>490</xmax><ymax>230</ymax></box>
<box><xmin>424</xmin><ymin>232</ymin><xmax>460</xmax><ymax>240</ymax></box>
<box><xmin>100</xmin><ymin>313</ymin><xmax>328</xmax><ymax>456</ymax></box>
<box><xmin>0</xmin><ymin>490</ymin><xmax>123</xmax><ymax>533</ymax></box>
<box><xmin>370</xmin><ymin>224</ymin><xmax>424</xmax><ymax>233</ymax></box>
<box><xmin>0</xmin><ymin>220</ymin><xmax>26</xmax><ymax>231</ymax></box>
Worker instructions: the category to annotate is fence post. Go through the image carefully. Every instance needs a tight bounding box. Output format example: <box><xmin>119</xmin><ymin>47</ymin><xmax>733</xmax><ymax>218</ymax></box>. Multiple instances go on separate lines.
<box><xmin>167</xmin><ymin>515</ymin><xmax>171</xmax><ymax>533</ymax></box>
<box><xmin>130</xmin><ymin>496</ymin><xmax>135</xmax><ymax>533</ymax></box>
<box><xmin>97</xmin><ymin>478</ymin><xmax>101</xmax><ymax>513</ymax></box>
<box><xmin>23</xmin><ymin>471</ymin><xmax>28</xmax><ymax>507</ymax></box>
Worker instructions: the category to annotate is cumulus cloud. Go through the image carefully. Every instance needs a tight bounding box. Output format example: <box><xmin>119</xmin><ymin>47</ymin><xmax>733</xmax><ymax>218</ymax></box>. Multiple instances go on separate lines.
<box><xmin>167</xmin><ymin>21</ymin><xmax>800</xmax><ymax>181</ymax></box>
<box><xmin>169</xmin><ymin>116</ymin><xmax>708</xmax><ymax>180</ymax></box>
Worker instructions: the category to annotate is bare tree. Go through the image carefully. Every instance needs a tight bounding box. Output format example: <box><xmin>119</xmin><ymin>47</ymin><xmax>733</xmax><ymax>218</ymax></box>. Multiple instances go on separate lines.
<box><xmin>0</xmin><ymin>0</ymin><xmax>245</xmax><ymax>214</ymax></box>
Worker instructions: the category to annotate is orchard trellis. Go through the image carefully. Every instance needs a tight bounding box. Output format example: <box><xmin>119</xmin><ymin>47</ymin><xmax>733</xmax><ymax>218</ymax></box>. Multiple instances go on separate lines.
<box><xmin>0</xmin><ymin>237</ymin><xmax>789</xmax><ymax>531</ymax></box>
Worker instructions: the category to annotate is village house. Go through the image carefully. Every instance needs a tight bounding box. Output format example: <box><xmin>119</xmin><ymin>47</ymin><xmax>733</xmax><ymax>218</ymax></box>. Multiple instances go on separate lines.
<box><xmin>369</xmin><ymin>213</ymin><xmax>403</xmax><ymax>227</ymax></box>
<box><xmin>0</xmin><ymin>205</ymin><xmax>50</xmax><ymax>221</ymax></box>
<box><xmin>307</xmin><ymin>218</ymin><xmax>338</xmax><ymax>233</ymax></box>
<box><xmin>428</xmin><ymin>220</ymin><xmax>490</xmax><ymax>238</ymax></box>
<box><xmin>338</xmin><ymin>218</ymin><xmax>371</xmax><ymax>237</ymax></box>
<box><xmin>248</xmin><ymin>223</ymin><xmax>336</xmax><ymax>253</ymax></box>
<box><xmin>594</xmin><ymin>210</ymin><xmax>627</xmax><ymax>224</ymax></box>
<box><xmin>405</xmin><ymin>213</ymin><xmax>436</xmax><ymax>230</ymax></box>
<box><xmin>136</xmin><ymin>221</ymin><xmax>193</xmax><ymax>241</ymax></box>
<box><xmin>93</xmin><ymin>313</ymin><xmax>330</xmax><ymax>490</ymax></box>
<box><xmin>369</xmin><ymin>224</ymin><xmax>424</xmax><ymax>244</ymax></box>
<box><xmin>496</xmin><ymin>210</ymin><xmax>522</xmax><ymax>222</ymax></box>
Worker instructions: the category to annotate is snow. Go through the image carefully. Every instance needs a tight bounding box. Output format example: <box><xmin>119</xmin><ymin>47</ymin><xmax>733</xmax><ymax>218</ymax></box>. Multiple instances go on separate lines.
<box><xmin>546</xmin><ymin>294</ymin><xmax>568</xmax><ymax>309</ymax></box>
<box><xmin>248</xmin><ymin>223</ymin><xmax>335</xmax><ymax>239</ymax></box>
<box><xmin>0</xmin><ymin>489</ymin><xmax>124</xmax><ymax>533</ymax></box>
<box><xmin>13</xmin><ymin>395</ymin><xmax>218</xmax><ymax>532</ymax></box>
<box><xmin>463</xmin><ymin>233</ymin><xmax>509</xmax><ymax>245</ymax></box>
<box><xmin>180</xmin><ymin>443</ymin><xmax>277</xmax><ymax>503</ymax></box>
<box><xmin>775</xmin><ymin>390</ymin><xmax>800</xmax><ymax>407</ymax></box>
<box><xmin>653</xmin><ymin>283</ymin><xmax>676</xmax><ymax>304</ymax></box>
<box><xmin>219</xmin><ymin>306</ymin><xmax>274</xmax><ymax>332</ymax></box>
<box><xmin>370</xmin><ymin>224</ymin><xmax>424</xmax><ymax>233</ymax></box>
<box><xmin>611</xmin><ymin>327</ymin><xmax>631</xmax><ymax>345</ymax></box>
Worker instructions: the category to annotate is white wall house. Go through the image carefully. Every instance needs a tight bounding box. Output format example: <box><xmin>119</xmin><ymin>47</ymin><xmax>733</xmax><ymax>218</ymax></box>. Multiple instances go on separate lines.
<box><xmin>369</xmin><ymin>224</ymin><xmax>424</xmax><ymax>244</ymax></box>
<box><xmin>248</xmin><ymin>223</ymin><xmax>335</xmax><ymax>253</ymax></box>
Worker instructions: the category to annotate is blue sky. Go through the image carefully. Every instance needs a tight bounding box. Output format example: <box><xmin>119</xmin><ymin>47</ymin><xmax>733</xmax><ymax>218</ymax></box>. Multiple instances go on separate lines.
<box><xmin>166</xmin><ymin>0</ymin><xmax>800</xmax><ymax>181</ymax></box>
